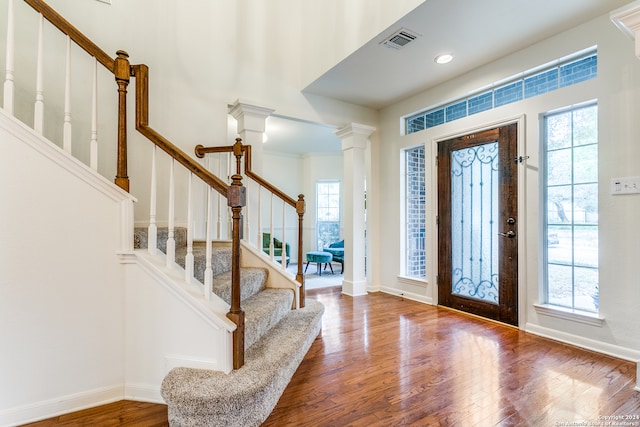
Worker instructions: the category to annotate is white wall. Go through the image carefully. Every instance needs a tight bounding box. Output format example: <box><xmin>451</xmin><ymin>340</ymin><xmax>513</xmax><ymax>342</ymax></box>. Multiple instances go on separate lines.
<box><xmin>0</xmin><ymin>112</ymin><xmax>130</xmax><ymax>426</ymax></box>
<box><xmin>376</xmin><ymin>13</ymin><xmax>640</xmax><ymax>362</ymax></box>
<box><xmin>299</xmin><ymin>0</ymin><xmax>425</xmax><ymax>89</ymax></box>
<box><xmin>0</xmin><ymin>109</ymin><xmax>234</xmax><ymax>425</ymax></box>
<box><xmin>3</xmin><ymin>0</ymin><xmax>379</xmax><ymax>230</ymax></box>
<box><xmin>123</xmin><ymin>258</ymin><xmax>233</xmax><ymax>402</ymax></box>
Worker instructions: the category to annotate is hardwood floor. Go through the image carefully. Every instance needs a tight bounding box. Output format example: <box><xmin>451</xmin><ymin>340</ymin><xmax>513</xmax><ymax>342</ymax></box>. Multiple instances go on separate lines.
<box><xmin>20</xmin><ymin>400</ymin><xmax>168</xmax><ymax>426</ymax></box>
<box><xmin>23</xmin><ymin>286</ymin><xmax>639</xmax><ymax>426</ymax></box>
<box><xmin>263</xmin><ymin>286</ymin><xmax>639</xmax><ymax>426</ymax></box>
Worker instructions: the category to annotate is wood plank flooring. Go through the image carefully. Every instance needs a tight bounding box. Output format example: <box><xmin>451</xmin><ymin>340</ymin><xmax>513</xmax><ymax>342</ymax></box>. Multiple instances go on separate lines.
<box><xmin>22</xmin><ymin>286</ymin><xmax>639</xmax><ymax>426</ymax></box>
<box><xmin>20</xmin><ymin>400</ymin><xmax>168</xmax><ymax>426</ymax></box>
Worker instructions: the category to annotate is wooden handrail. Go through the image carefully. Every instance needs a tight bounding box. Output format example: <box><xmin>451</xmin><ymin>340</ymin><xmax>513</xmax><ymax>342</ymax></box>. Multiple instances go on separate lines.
<box><xmin>23</xmin><ymin>0</ymin><xmax>246</xmax><ymax>368</ymax></box>
<box><xmin>24</xmin><ymin>0</ymin><xmax>115</xmax><ymax>71</ymax></box>
<box><xmin>195</xmin><ymin>142</ymin><xmax>295</xmax><ymax>207</ymax></box>
<box><xmin>195</xmin><ymin>141</ymin><xmax>307</xmax><ymax>306</ymax></box>
<box><xmin>134</xmin><ymin>66</ymin><xmax>228</xmax><ymax>197</ymax></box>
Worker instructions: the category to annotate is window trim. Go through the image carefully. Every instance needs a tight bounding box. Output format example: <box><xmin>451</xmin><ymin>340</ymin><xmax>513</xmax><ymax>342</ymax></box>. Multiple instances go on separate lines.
<box><xmin>533</xmin><ymin>303</ymin><xmax>604</xmax><ymax>327</ymax></box>
<box><xmin>541</xmin><ymin>101</ymin><xmax>600</xmax><ymax>315</ymax></box>
<box><xmin>401</xmin><ymin>145</ymin><xmax>427</xmax><ymax>280</ymax></box>
<box><xmin>315</xmin><ymin>180</ymin><xmax>341</xmax><ymax>250</ymax></box>
<box><xmin>404</xmin><ymin>46</ymin><xmax>597</xmax><ymax>135</ymax></box>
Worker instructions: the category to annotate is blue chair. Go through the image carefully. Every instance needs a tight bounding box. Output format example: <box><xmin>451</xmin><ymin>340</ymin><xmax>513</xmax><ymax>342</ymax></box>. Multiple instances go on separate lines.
<box><xmin>324</xmin><ymin>240</ymin><xmax>344</xmax><ymax>274</ymax></box>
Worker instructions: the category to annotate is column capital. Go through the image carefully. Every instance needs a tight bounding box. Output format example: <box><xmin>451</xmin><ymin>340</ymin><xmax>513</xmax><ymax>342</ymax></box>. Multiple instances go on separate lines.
<box><xmin>228</xmin><ymin>99</ymin><xmax>275</xmax><ymax>133</ymax></box>
<box><xmin>611</xmin><ymin>1</ymin><xmax>640</xmax><ymax>58</ymax></box>
<box><xmin>335</xmin><ymin>123</ymin><xmax>376</xmax><ymax>151</ymax></box>
<box><xmin>334</xmin><ymin>123</ymin><xmax>376</xmax><ymax>139</ymax></box>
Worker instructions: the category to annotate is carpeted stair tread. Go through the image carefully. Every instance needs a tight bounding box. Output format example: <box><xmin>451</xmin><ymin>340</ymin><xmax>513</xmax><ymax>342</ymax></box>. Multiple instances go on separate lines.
<box><xmin>242</xmin><ymin>288</ymin><xmax>295</xmax><ymax>350</ymax></box>
<box><xmin>212</xmin><ymin>268</ymin><xmax>267</xmax><ymax>304</ymax></box>
<box><xmin>133</xmin><ymin>227</ymin><xmax>187</xmax><ymax>253</ymax></box>
<box><xmin>161</xmin><ymin>300</ymin><xmax>324</xmax><ymax>427</ymax></box>
<box><xmin>175</xmin><ymin>245</ymin><xmax>233</xmax><ymax>282</ymax></box>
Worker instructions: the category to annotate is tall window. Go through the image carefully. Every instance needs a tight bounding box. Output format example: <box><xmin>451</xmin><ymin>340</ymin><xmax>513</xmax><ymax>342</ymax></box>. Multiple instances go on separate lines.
<box><xmin>544</xmin><ymin>103</ymin><xmax>598</xmax><ymax>312</ymax></box>
<box><xmin>405</xmin><ymin>146</ymin><xmax>426</xmax><ymax>279</ymax></box>
<box><xmin>316</xmin><ymin>181</ymin><xmax>340</xmax><ymax>250</ymax></box>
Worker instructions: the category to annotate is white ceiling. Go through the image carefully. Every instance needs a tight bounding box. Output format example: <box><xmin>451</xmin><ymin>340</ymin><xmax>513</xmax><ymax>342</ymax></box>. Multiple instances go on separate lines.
<box><xmin>264</xmin><ymin>0</ymin><xmax>633</xmax><ymax>155</ymax></box>
<box><xmin>303</xmin><ymin>0</ymin><xmax>632</xmax><ymax>109</ymax></box>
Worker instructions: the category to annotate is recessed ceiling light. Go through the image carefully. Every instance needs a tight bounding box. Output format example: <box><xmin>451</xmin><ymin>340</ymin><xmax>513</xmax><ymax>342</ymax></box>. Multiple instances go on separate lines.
<box><xmin>435</xmin><ymin>53</ymin><xmax>454</xmax><ymax>64</ymax></box>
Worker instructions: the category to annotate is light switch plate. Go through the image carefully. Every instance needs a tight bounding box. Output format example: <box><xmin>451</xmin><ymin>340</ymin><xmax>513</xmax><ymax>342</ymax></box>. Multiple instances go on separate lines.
<box><xmin>611</xmin><ymin>176</ymin><xmax>640</xmax><ymax>195</ymax></box>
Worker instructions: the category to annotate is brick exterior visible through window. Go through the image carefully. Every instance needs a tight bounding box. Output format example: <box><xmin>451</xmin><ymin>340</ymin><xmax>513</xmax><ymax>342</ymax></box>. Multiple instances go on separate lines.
<box><xmin>405</xmin><ymin>146</ymin><xmax>426</xmax><ymax>279</ymax></box>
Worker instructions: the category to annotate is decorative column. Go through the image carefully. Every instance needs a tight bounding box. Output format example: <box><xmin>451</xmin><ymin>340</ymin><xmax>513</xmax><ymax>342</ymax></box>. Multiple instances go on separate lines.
<box><xmin>611</xmin><ymin>3</ymin><xmax>640</xmax><ymax>59</ymax></box>
<box><xmin>335</xmin><ymin>123</ymin><xmax>375</xmax><ymax>297</ymax></box>
<box><xmin>228</xmin><ymin>100</ymin><xmax>274</xmax><ymax>174</ymax></box>
<box><xmin>228</xmin><ymin>100</ymin><xmax>274</xmax><ymax>246</ymax></box>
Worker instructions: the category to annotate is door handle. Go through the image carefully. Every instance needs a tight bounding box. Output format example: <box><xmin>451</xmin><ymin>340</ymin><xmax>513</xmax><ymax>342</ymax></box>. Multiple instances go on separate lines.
<box><xmin>498</xmin><ymin>231</ymin><xmax>516</xmax><ymax>238</ymax></box>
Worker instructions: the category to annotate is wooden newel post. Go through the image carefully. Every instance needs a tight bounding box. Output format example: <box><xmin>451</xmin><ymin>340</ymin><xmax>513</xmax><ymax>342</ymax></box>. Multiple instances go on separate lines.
<box><xmin>227</xmin><ymin>140</ymin><xmax>246</xmax><ymax>369</ymax></box>
<box><xmin>114</xmin><ymin>50</ymin><xmax>131</xmax><ymax>192</ymax></box>
<box><xmin>296</xmin><ymin>194</ymin><xmax>306</xmax><ymax>308</ymax></box>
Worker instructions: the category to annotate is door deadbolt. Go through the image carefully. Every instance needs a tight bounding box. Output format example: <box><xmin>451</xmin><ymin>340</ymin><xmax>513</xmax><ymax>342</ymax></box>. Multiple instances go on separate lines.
<box><xmin>507</xmin><ymin>217</ymin><xmax>516</xmax><ymax>225</ymax></box>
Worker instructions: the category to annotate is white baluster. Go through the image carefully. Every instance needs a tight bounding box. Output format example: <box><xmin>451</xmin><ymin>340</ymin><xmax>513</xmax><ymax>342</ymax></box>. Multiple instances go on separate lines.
<box><xmin>281</xmin><ymin>201</ymin><xmax>287</xmax><ymax>270</ymax></box>
<box><xmin>148</xmin><ymin>146</ymin><xmax>158</xmax><ymax>254</ymax></box>
<box><xmin>216</xmin><ymin>153</ymin><xmax>222</xmax><ymax>239</ymax></box>
<box><xmin>166</xmin><ymin>158</ymin><xmax>176</xmax><ymax>268</ymax></box>
<box><xmin>226</xmin><ymin>152</ymin><xmax>233</xmax><ymax>239</ymax></box>
<box><xmin>204</xmin><ymin>186</ymin><xmax>213</xmax><ymax>300</ymax></box>
<box><xmin>4</xmin><ymin>0</ymin><xmax>14</xmax><ymax>114</ymax></box>
<box><xmin>256</xmin><ymin>185</ymin><xmax>262</xmax><ymax>250</ymax></box>
<box><xmin>245</xmin><ymin>179</ymin><xmax>251</xmax><ymax>243</ymax></box>
<box><xmin>89</xmin><ymin>58</ymin><xmax>98</xmax><ymax>170</ymax></box>
<box><xmin>33</xmin><ymin>13</ymin><xmax>44</xmax><ymax>133</ymax></box>
<box><xmin>269</xmin><ymin>193</ymin><xmax>274</xmax><ymax>261</ymax></box>
<box><xmin>63</xmin><ymin>36</ymin><xmax>72</xmax><ymax>153</ymax></box>
<box><xmin>185</xmin><ymin>173</ymin><xmax>194</xmax><ymax>283</ymax></box>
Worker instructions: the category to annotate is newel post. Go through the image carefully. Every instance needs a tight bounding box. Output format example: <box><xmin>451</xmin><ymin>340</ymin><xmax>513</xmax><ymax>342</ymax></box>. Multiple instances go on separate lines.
<box><xmin>296</xmin><ymin>194</ymin><xmax>306</xmax><ymax>308</ymax></box>
<box><xmin>227</xmin><ymin>139</ymin><xmax>246</xmax><ymax>369</ymax></box>
<box><xmin>114</xmin><ymin>50</ymin><xmax>131</xmax><ymax>192</ymax></box>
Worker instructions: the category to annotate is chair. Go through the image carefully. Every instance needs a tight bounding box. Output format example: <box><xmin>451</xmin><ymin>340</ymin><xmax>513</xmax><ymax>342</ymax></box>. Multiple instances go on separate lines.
<box><xmin>262</xmin><ymin>233</ymin><xmax>290</xmax><ymax>265</ymax></box>
<box><xmin>324</xmin><ymin>240</ymin><xmax>344</xmax><ymax>274</ymax></box>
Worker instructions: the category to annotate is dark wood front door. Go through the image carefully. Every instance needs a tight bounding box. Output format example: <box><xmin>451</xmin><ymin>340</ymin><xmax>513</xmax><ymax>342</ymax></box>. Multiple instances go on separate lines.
<box><xmin>437</xmin><ymin>123</ymin><xmax>518</xmax><ymax>326</ymax></box>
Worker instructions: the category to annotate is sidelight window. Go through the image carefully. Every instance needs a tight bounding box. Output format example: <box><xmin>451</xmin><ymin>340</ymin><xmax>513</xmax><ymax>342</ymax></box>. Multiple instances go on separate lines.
<box><xmin>404</xmin><ymin>146</ymin><xmax>426</xmax><ymax>279</ymax></box>
<box><xmin>543</xmin><ymin>103</ymin><xmax>599</xmax><ymax>312</ymax></box>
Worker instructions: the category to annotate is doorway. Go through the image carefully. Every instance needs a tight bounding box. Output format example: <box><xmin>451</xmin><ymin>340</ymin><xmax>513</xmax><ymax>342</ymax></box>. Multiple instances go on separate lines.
<box><xmin>437</xmin><ymin>123</ymin><xmax>518</xmax><ymax>326</ymax></box>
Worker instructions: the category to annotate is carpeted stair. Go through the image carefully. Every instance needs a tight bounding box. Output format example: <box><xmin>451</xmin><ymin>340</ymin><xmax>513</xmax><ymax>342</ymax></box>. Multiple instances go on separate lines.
<box><xmin>134</xmin><ymin>228</ymin><xmax>324</xmax><ymax>426</ymax></box>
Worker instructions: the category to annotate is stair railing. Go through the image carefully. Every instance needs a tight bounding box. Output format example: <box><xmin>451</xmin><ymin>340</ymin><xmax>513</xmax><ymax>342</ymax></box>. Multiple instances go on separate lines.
<box><xmin>195</xmin><ymin>142</ymin><xmax>308</xmax><ymax>308</ymax></box>
<box><xmin>9</xmin><ymin>0</ymin><xmax>250</xmax><ymax>369</ymax></box>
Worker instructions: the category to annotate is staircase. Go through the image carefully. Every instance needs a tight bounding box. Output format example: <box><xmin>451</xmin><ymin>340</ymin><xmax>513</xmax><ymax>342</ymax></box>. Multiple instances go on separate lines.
<box><xmin>135</xmin><ymin>228</ymin><xmax>325</xmax><ymax>426</ymax></box>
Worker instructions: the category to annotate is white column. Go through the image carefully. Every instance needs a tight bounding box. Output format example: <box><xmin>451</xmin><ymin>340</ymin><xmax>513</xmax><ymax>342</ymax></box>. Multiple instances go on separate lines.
<box><xmin>228</xmin><ymin>100</ymin><xmax>274</xmax><ymax>244</ymax></box>
<box><xmin>611</xmin><ymin>3</ymin><xmax>640</xmax><ymax>59</ymax></box>
<box><xmin>228</xmin><ymin>100</ymin><xmax>274</xmax><ymax>174</ymax></box>
<box><xmin>335</xmin><ymin>123</ymin><xmax>375</xmax><ymax>297</ymax></box>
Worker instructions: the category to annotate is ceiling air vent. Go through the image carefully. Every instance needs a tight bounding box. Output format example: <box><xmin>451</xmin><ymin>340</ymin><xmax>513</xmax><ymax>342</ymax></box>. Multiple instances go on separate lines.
<box><xmin>381</xmin><ymin>28</ymin><xmax>421</xmax><ymax>50</ymax></box>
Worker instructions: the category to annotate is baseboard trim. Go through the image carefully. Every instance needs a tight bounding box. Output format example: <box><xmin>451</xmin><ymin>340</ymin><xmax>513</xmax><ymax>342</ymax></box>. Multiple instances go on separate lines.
<box><xmin>0</xmin><ymin>385</ymin><xmax>123</xmax><ymax>427</ymax></box>
<box><xmin>526</xmin><ymin>322</ymin><xmax>640</xmax><ymax>390</ymax></box>
<box><xmin>379</xmin><ymin>286</ymin><xmax>433</xmax><ymax>305</ymax></box>
<box><xmin>124</xmin><ymin>383</ymin><xmax>164</xmax><ymax>404</ymax></box>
